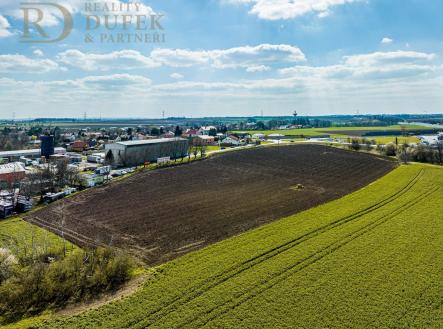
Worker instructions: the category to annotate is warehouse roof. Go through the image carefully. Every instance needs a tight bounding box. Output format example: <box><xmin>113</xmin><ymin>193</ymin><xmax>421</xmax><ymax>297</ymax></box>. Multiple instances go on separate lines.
<box><xmin>116</xmin><ymin>138</ymin><xmax>187</xmax><ymax>147</ymax></box>
<box><xmin>0</xmin><ymin>147</ymin><xmax>66</xmax><ymax>158</ymax></box>
<box><xmin>197</xmin><ymin>135</ymin><xmax>215</xmax><ymax>140</ymax></box>
<box><xmin>0</xmin><ymin>162</ymin><xmax>26</xmax><ymax>175</ymax></box>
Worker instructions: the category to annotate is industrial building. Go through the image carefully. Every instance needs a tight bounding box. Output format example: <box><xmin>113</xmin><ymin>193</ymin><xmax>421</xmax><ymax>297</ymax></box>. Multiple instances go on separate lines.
<box><xmin>0</xmin><ymin>147</ymin><xmax>66</xmax><ymax>162</ymax></box>
<box><xmin>0</xmin><ymin>162</ymin><xmax>26</xmax><ymax>189</ymax></box>
<box><xmin>104</xmin><ymin>138</ymin><xmax>189</xmax><ymax>167</ymax></box>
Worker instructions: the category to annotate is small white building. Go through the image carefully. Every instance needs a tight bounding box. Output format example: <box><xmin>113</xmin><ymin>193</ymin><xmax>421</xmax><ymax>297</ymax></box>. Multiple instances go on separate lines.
<box><xmin>195</xmin><ymin>135</ymin><xmax>215</xmax><ymax>145</ymax></box>
<box><xmin>419</xmin><ymin>133</ymin><xmax>443</xmax><ymax>145</ymax></box>
<box><xmin>221</xmin><ymin>136</ymin><xmax>242</xmax><ymax>146</ymax></box>
<box><xmin>199</xmin><ymin>126</ymin><xmax>217</xmax><ymax>136</ymax></box>
<box><xmin>268</xmin><ymin>133</ymin><xmax>285</xmax><ymax>140</ymax></box>
<box><xmin>252</xmin><ymin>133</ymin><xmax>265</xmax><ymax>140</ymax></box>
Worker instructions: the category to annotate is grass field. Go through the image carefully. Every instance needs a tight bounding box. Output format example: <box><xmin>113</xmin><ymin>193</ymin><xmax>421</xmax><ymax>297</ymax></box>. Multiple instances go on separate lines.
<box><xmin>205</xmin><ymin>145</ymin><xmax>221</xmax><ymax>152</ymax></box>
<box><xmin>368</xmin><ymin>136</ymin><xmax>420</xmax><ymax>145</ymax></box>
<box><xmin>23</xmin><ymin>163</ymin><xmax>442</xmax><ymax>329</ymax></box>
<box><xmin>336</xmin><ymin>136</ymin><xmax>421</xmax><ymax>145</ymax></box>
<box><xmin>0</xmin><ymin>217</ymin><xmax>77</xmax><ymax>258</ymax></box>
<box><xmin>234</xmin><ymin>125</ymin><xmax>433</xmax><ymax>137</ymax></box>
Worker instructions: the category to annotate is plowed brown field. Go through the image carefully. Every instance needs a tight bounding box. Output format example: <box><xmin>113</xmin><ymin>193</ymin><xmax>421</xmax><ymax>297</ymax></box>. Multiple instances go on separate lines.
<box><xmin>26</xmin><ymin>145</ymin><xmax>396</xmax><ymax>264</ymax></box>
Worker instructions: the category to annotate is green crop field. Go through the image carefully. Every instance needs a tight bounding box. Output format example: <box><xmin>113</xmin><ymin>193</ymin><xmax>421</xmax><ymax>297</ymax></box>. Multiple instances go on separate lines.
<box><xmin>0</xmin><ymin>217</ymin><xmax>77</xmax><ymax>258</ymax></box>
<box><xmin>367</xmin><ymin>136</ymin><xmax>421</xmax><ymax>145</ymax></box>
<box><xmin>17</xmin><ymin>163</ymin><xmax>441</xmax><ymax>329</ymax></box>
<box><xmin>233</xmin><ymin>125</ymin><xmax>433</xmax><ymax>137</ymax></box>
<box><xmin>205</xmin><ymin>145</ymin><xmax>221</xmax><ymax>152</ymax></box>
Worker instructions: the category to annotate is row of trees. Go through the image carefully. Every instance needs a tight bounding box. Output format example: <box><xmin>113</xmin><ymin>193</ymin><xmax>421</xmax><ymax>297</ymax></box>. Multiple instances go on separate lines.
<box><xmin>20</xmin><ymin>160</ymin><xmax>85</xmax><ymax>199</ymax></box>
<box><xmin>348</xmin><ymin>138</ymin><xmax>443</xmax><ymax>165</ymax></box>
<box><xmin>187</xmin><ymin>143</ymin><xmax>207</xmax><ymax>161</ymax></box>
<box><xmin>236</xmin><ymin>118</ymin><xmax>333</xmax><ymax>131</ymax></box>
<box><xmin>380</xmin><ymin>143</ymin><xmax>443</xmax><ymax>165</ymax></box>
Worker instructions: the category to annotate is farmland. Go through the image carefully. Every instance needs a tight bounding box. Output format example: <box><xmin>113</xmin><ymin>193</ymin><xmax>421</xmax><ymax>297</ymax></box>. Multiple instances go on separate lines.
<box><xmin>363</xmin><ymin>136</ymin><xmax>420</xmax><ymax>145</ymax></box>
<box><xmin>233</xmin><ymin>124</ymin><xmax>435</xmax><ymax>137</ymax></box>
<box><xmin>0</xmin><ymin>217</ymin><xmax>76</xmax><ymax>258</ymax></box>
<box><xmin>26</xmin><ymin>145</ymin><xmax>395</xmax><ymax>265</ymax></box>
<box><xmin>26</xmin><ymin>164</ymin><xmax>442</xmax><ymax>328</ymax></box>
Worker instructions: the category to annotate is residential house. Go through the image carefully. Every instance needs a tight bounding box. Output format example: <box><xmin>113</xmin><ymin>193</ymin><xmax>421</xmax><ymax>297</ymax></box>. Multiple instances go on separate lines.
<box><xmin>221</xmin><ymin>135</ymin><xmax>242</xmax><ymax>146</ymax></box>
<box><xmin>199</xmin><ymin>126</ymin><xmax>217</xmax><ymax>136</ymax></box>
<box><xmin>195</xmin><ymin>135</ymin><xmax>215</xmax><ymax>146</ymax></box>
<box><xmin>183</xmin><ymin>129</ymin><xmax>200</xmax><ymax>138</ymax></box>
<box><xmin>68</xmin><ymin>141</ymin><xmax>88</xmax><ymax>152</ymax></box>
<box><xmin>252</xmin><ymin>133</ymin><xmax>265</xmax><ymax>140</ymax></box>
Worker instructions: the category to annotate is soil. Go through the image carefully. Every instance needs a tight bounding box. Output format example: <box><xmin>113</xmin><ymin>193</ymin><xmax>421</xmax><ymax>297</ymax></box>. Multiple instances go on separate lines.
<box><xmin>26</xmin><ymin>145</ymin><xmax>396</xmax><ymax>265</ymax></box>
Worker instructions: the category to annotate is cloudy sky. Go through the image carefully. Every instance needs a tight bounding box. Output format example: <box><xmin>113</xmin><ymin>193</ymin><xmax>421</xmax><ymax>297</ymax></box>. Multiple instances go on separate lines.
<box><xmin>0</xmin><ymin>0</ymin><xmax>443</xmax><ymax>119</ymax></box>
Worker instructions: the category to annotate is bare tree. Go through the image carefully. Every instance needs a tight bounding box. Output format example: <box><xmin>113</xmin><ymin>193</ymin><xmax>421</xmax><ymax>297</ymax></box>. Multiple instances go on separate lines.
<box><xmin>398</xmin><ymin>144</ymin><xmax>410</xmax><ymax>164</ymax></box>
<box><xmin>54</xmin><ymin>202</ymin><xmax>67</xmax><ymax>257</ymax></box>
<box><xmin>187</xmin><ymin>140</ymin><xmax>195</xmax><ymax>162</ymax></box>
<box><xmin>200</xmin><ymin>145</ymin><xmax>207</xmax><ymax>158</ymax></box>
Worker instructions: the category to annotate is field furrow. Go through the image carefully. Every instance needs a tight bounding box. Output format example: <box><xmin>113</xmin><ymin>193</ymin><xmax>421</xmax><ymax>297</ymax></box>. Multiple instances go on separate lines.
<box><xmin>31</xmin><ymin>164</ymin><xmax>443</xmax><ymax>329</ymax></box>
<box><xmin>188</xmin><ymin>187</ymin><xmax>440</xmax><ymax>328</ymax></box>
<box><xmin>125</xmin><ymin>168</ymin><xmax>425</xmax><ymax>328</ymax></box>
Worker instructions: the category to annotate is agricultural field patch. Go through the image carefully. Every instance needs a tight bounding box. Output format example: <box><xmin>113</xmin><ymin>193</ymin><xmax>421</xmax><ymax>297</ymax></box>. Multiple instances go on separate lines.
<box><xmin>26</xmin><ymin>145</ymin><xmax>395</xmax><ymax>265</ymax></box>
<box><xmin>234</xmin><ymin>125</ymin><xmax>433</xmax><ymax>137</ymax></box>
<box><xmin>31</xmin><ymin>164</ymin><xmax>443</xmax><ymax>329</ymax></box>
<box><xmin>0</xmin><ymin>217</ymin><xmax>76</xmax><ymax>258</ymax></box>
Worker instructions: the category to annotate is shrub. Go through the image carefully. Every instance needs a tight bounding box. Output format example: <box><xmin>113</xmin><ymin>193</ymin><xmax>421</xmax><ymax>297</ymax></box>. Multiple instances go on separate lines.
<box><xmin>350</xmin><ymin>138</ymin><xmax>361</xmax><ymax>151</ymax></box>
<box><xmin>384</xmin><ymin>143</ymin><xmax>397</xmax><ymax>156</ymax></box>
<box><xmin>0</xmin><ymin>249</ymin><xmax>18</xmax><ymax>284</ymax></box>
<box><xmin>0</xmin><ymin>248</ymin><xmax>134</xmax><ymax>324</ymax></box>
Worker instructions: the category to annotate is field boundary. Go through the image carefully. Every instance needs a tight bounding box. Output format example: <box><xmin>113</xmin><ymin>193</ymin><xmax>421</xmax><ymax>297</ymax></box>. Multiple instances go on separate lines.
<box><xmin>123</xmin><ymin>169</ymin><xmax>426</xmax><ymax>328</ymax></box>
<box><xmin>183</xmin><ymin>186</ymin><xmax>439</xmax><ymax>328</ymax></box>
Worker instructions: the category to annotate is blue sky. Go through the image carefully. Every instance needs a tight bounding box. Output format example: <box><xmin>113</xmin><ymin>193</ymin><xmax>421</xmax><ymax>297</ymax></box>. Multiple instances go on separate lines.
<box><xmin>0</xmin><ymin>0</ymin><xmax>442</xmax><ymax>119</ymax></box>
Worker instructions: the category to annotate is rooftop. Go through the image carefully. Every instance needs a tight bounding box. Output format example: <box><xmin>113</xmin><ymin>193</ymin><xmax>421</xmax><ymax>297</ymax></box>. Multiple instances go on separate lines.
<box><xmin>0</xmin><ymin>147</ymin><xmax>66</xmax><ymax>158</ymax></box>
<box><xmin>116</xmin><ymin>138</ymin><xmax>187</xmax><ymax>147</ymax></box>
<box><xmin>0</xmin><ymin>162</ymin><xmax>26</xmax><ymax>175</ymax></box>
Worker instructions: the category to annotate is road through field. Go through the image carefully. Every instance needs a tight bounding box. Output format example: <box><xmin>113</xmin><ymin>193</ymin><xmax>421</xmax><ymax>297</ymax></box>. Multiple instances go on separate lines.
<box><xmin>32</xmin><ymin>164</ymin><xmax>443</xmax><ymax>329</ymax></box>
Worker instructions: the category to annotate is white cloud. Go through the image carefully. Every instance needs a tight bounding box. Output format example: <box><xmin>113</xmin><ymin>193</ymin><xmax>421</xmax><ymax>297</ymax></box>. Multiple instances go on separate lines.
<box><xmin>225</xmin><ymin>0</ymin><xmax>360</xmax><ymax>20</ymax></box>
<box><xmin>57</xmin><ymin>49</ymin><xmax>160</xmax><ymax>71</ymax></box>
<box><xmin>0</xmin><ymin>74</ymin><xmax>152</xmax><ymax>99</ymax></box>
<box><xmin>211</xmin><ymin>44</ymin><xmax>306</xmax><ymax>69</ymax></box>
<box><xmin>33</xmin><ymin>49</ymin><xmax>44</xmax><ymax>57</ymax></box>
<box><xmin>0</xmin><ymin>54</ymin><xmax>60</xmax><ymax>73</ymax></box>
<box><xmin>150</xmin><ymin>48</ymin><xmax>210</xmax><ymax>67</ymax></box>
<box><xmin>381</xmin><ymin>37</ymin><xmax>393</xmax><ymax>44</ymax></box>
<box><xmin>246</xmin><ymin>65</ymin><xmax>271</xmax><ymax>72</ymax></box>
<box><xmin>78</xmin><ymin>74</ymin><xmax>152</xmax><ymax>90</ymax></box>
<box><xmin>0</xmin><ymin>15</ymin><xmax>12</xmax><ymax>38</ymax></box>
<box><xmin>343</xmin><ymin>51</ymin><xmax>435</xmax><ymax>66</ymax></box>
<box><xmin>170</xmin><ymin>73</ymin><xmax>184</xmax><ymax>80</ymax></box>
<box><xmin>55</xmin><ymin>44</ymin><xmax>305</xmax><ymax>72</ymax></box>
<box><xmin>279</xmin><ymin>50</ymin><xmax>438</xmax><ymax>80</ymax></box>
<box><xmin>151</xmin><ymin>44</ymin><xmax>305</xmax><ymax>70</ymax></box>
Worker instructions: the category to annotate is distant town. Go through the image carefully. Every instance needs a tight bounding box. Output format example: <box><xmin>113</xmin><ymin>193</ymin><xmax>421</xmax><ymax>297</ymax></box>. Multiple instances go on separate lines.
<box><xmin>0</xmin><ymin>114</ymin><xmax>442</xmax><ymax>220</ymax></box>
